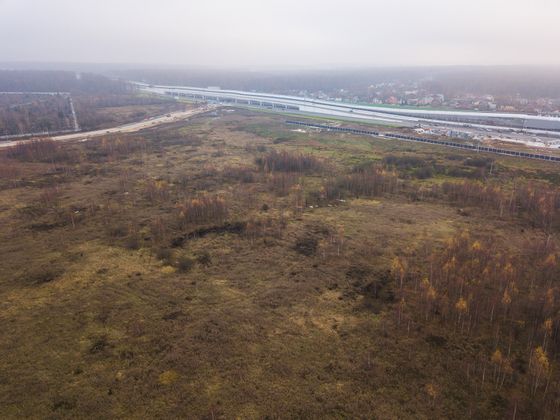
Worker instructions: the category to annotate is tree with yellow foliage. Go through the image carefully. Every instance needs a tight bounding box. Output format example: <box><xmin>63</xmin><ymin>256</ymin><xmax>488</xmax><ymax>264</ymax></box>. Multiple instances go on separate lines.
<box><xmin>420</xmin><ymin>277</ymin><xmax>437</xmax><ymax>320</ymax></box>
<box><xmin>392</xmin><ymin>256</ymin><xmax>407</xmax><ymax>290</ymax></box>
<box><xmin>425</xmin><ymin>382</ymin><xmax>438</xmax><ymax>408</ymax></box>
<box><xmin>455</xmin><ymin>296</ymin><xmax>468</xmax><ymax>331</ymax></box>
<box><xmin>542</xmin><ymin>318</ymin><xmax>553</xmax><ymax>351</ymax></box>
<box><xmin>529</xmin><ymin>346</ymin><xmax>550</xmax><ymax>395</ymax></box>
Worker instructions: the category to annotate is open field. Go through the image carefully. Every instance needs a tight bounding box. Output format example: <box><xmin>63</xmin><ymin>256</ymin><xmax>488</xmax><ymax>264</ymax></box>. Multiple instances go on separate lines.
<box><xmin>1</xmin><ymin>108</ymin><xmax>559</xmax><ymax>418</ymax></box>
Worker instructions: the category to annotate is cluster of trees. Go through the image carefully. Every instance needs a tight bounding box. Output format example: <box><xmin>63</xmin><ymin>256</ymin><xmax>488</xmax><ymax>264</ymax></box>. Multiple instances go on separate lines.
<box><xmin>244</xmin><ymin>216</ymin><xmax>286</xmax><ymax>243</ymax></box>
<box><xmin>176</xmin><ymin>195</ymin><xmax>228</xmax><ymax>227</ymax></box>
<box><xmin>256</xmin><ymin>150</ymin><xmax>324</xmax><ymax>173</ymax></box>
<box><xmin>221</xmin><ymin>165</ymin><xmax>255</xmax><ymax>183</ymax></box>
<box><xmin>440</xmin><ymin>180</ymin><xmax>560</xmax><ymax>231</ymax></box>
<box><xmin>5</xmin><ymin>138</ymin><xmax>77</xmax><ymax>164</ymax></box>
<box><xmin>268</xmin><ymin>172</ymin><xmax>300</xmax><ymax>196</ymax></box>
<box><xmin>6</xmin><ymin>138</ymin><xmax>57</xmax><ymax>161</ymax></box>
<box><xmin>323</xmin><ymin>166</ymin><xmax>400</xmax><ymax>199</ymax></box>
<box><xmin>85</xmin><ymin>136</ymin><xmax>147</xmax><ymax>162</ymax></box>
<box><xmin>309</xmin><ymin>165</ymin><xmax>558</xmax><ymax>233</ymax></box>
<box><xmin>381</xmin><ymin>154</ymin><xmax>492</xmax><ymax>180</ymax></box>
<box><xmin>0</xmin><ymin>95</ymin><xmax>73</xmax><ymax>136</ymax></box>
<box><xmin>143</xmin><ymin>179</ymin><xmax>171</xmax><ymax>204</ymax></box>
<box><xmin>394</xmin><ymin>231</ymin><xmax>560</xmax><ymax>414</ymax></box>
<box><xmin>4</xmin><ymin>135</ymin><xmax>147</xmax><ymax>166</ymax></box>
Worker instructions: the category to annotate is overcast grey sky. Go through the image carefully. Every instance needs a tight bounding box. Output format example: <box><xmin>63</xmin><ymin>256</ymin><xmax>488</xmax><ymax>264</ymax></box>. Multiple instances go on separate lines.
<box><xmin>1</xmin><ymin>0</ymin><xmax>559</xmax><ymax>68</ymax></box>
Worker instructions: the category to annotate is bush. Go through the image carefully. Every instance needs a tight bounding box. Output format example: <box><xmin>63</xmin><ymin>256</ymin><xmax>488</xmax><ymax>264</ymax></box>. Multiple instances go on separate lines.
<box><xmin>25</xmin><ymin>265</ymin><xmax>65</xmax><ymax>285</ymax></box>
<box><xmin>222</xmin><ymin>165</ymin><xmax>255</xmax><ymax>183</ymax></box>
<box><xmin>464</xmin><ymin>157</ymin><xmax>494</xmax><ymax>168</ymax></box>
<box><xmin>107</xmin><ymin>223</ymin><xmax>128</xmax><ymax>238</ymax></box>
<box><xmin>155</xmin><ymin>247</ymin><xmax>173</xmax><ymax>264</ymax></box>
<box><xmin>176</xmin><ymin>255</ymin><xmax>195</xmax><ymax>272</ymax></box>
<box><xmin>124</xmin><ymin>235</ymin><xmax>140</xmax><ymax>250</ymax></box>
<box><xmin>294</xmin><ymin>235</ymin><xmax>318</xmax><ymax>256</ymax></box>
<box><xmin>413</xmin><ymin>166</ymin><xmax>434</xmax><ymax>179</ymax></box>
<box><xmin>196</xmin><ymin>251</ymin><xmax>211</xmax><ymax>267</ymax></box>
<box><xmin>383</xmin><ymin>155</ymin><xmax>431</xmax><ymax>169</ymax></box>
<box><xmin>143</xmin><ymin>178</ymin><xmax>171</xmax><ymax>203</ymax></box>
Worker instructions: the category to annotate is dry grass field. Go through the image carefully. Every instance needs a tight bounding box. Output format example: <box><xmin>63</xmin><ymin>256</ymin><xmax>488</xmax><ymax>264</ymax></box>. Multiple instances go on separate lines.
<box><xmin>1</xmin><ymin>108</ymin><xmax>559</xmax><ymax>418</ymax></box>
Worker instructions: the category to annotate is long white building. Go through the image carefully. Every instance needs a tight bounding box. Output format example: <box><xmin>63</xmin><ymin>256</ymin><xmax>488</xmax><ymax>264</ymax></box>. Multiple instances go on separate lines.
<box><xmin>137</xmin><ymin>83</ymin><xmax>560</xmax><ymax>135</ymax></box>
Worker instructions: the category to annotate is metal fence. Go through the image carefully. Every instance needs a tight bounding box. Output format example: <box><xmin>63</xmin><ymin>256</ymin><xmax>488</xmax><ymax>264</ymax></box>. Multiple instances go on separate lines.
<box><xmin>286</xmin><ymin>120</ymin><xmax>560</xmax><ymax>163</ymax></box>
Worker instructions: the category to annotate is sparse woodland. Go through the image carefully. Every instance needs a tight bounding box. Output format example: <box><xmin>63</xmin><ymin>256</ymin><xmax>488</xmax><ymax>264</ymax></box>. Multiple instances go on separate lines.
<box><xmin>1</xmin><ymin>110</ymin><xmax>560</xmax><ymax>418</ymax></box>
<box><xmin>0</xmin><ymin>71</ymin><xmax>183</xmax><ymax>137</ymax></box>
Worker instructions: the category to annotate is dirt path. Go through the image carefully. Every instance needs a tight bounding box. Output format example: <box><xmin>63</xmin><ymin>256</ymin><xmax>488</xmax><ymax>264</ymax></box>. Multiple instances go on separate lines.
<box><xmin>0</xmin><ymin>106</ymin><xmax>216</xmax><ymax>149</ymax></box>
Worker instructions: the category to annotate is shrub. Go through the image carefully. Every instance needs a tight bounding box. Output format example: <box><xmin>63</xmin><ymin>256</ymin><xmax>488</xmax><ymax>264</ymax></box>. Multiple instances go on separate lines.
<box><xmin>176</xmin><ymin>255</ymin><xmax>195</xmax><ymax>272</ymax></box>
<box><xmin>107</xmin><ymin>223</ymin><xmax>128</xmax><ymax>238</ymax></box>
<box><xmin>124</xmin><ymin>235</ymin><xmax>140</xmax><ymax>250</ymax></box>
<box><xmin>143</xmin><ymin>178</ymin><xmax>171</xmax><ymax>203</ymax></box>
<box><xmin>26</xmin><ymin>265</ymin><xmax>65</xmax><ymax>285</ymax></box>
<box><xmin>196</xmin><ymin>251</ymin><xmax>211</xmax><ymax>267</ymax></box>
<box><xmin>222</xmin><ymin>165</ymin><xmax>255</xmax><ymax>183</ymax></box>
<box><xmin>383</xmin><ymin>155</ymin><xmax>431</xmax><ymax>169</ymax></box>
<box><xmin>89</xmin><ymin>336</ymin><xmax>109</xmax><ymax>354</ymax></box>
<box><xmin>39</xmin><ymin>186</ymin><xmax>62</xmax><ymax>209</ymax></box>
<box><xmin>294</xmin><ymin>235</ymin><xmax>318</xmax><ymax>256</ymax></box>
<box><xmin>155</xmin><ymin>247</ymin><xmax>173</xmax><ymax>264</ymax></box>
<box><xmin>413</xmin><ymin>166</ymin><xmax>434</xmax><ymax>179</ymax></box>
<box><xmin>464</xmin><ymin>157</ymin><xmax>494</xmax><ymax>168</ymax></box>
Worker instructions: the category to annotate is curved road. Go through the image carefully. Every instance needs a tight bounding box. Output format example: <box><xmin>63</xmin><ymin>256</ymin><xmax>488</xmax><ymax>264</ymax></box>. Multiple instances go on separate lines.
<box><xmin>0</xmin><ymin>106</ymin><xmax>215</xmax><ymax>149</ymax></box>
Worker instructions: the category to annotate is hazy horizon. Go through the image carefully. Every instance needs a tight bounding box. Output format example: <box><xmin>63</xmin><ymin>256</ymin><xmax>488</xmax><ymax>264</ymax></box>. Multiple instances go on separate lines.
<box><xmin>1</xmin><ymin>0</ymin><xmax>560</xmax><ymax>68</ymax></box>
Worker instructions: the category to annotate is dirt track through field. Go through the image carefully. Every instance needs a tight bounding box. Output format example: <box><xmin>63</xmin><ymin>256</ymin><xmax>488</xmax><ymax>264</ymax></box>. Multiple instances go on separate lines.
<box><xmin>0</xmin><ymin>106</ymin><xmax>216</xmax><ymax>149</ymax></box>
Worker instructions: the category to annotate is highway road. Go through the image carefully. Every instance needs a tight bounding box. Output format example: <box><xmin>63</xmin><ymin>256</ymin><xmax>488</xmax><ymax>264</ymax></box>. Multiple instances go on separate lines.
<box><xmin>138</xmin><ymin>83</ymin><xmax>560</xmax><ymax>135</ymax></box>
<box><xmin>0</xmin><ymin>106</ymin><xmax>214</xmax><ymax>149</ymax></box>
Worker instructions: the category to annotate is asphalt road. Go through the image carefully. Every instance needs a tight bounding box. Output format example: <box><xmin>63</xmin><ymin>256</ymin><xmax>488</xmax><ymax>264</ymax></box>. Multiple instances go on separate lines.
<box><xmin>0</xmin><ymin>106</ymin><xmax>214</xmax><ymax>149</ymax></box>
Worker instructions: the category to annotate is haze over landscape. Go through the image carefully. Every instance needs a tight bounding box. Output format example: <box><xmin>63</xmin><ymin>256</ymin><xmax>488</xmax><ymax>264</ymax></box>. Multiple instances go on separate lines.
<box><xmin>1</xmin><ymin>0</ymin><xmax>560</xmax><ymax>68</ymax></box>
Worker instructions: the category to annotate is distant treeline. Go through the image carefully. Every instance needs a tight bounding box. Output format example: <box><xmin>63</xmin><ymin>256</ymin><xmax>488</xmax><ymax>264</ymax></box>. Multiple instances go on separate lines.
<box><xmin>119</xmin><ymin>66</ymin><xmax>560</xmax><ymax>98</ymax></box>
<box><xmin>0</xmin><ymin>70</ymin><xmax>131</xmax><ymax>94</ymax></box>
